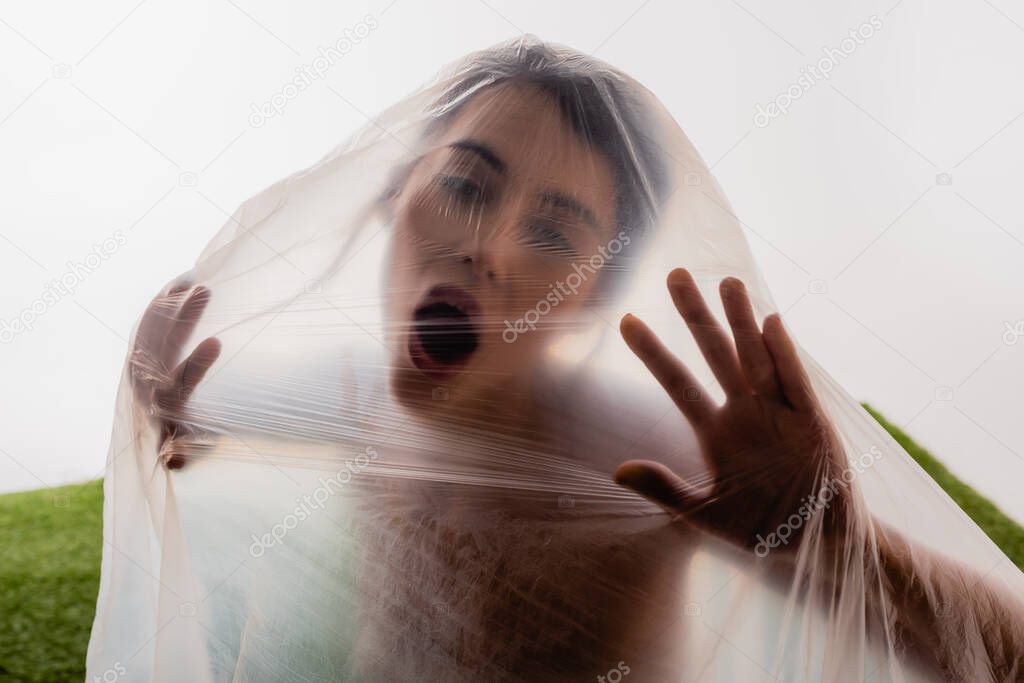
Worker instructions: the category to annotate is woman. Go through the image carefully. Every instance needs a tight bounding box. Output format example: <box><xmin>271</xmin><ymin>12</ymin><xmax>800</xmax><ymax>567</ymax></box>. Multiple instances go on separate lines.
<box><xmin>91</xmin><ymin>38</ymin><xmax>1024</xmax><ymax>681</ymax></box>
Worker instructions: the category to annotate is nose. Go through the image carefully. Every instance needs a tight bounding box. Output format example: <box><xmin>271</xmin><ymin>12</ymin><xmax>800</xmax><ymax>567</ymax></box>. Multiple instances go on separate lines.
<box><xmin>460</xmin><ymin>248</ymin><xmax>497</xmax><ymax>281</ymax></box>
<box><xmin>456</xmin><ymin>203</ymin><xmax>520</xmax><ymax>282</ymax></box>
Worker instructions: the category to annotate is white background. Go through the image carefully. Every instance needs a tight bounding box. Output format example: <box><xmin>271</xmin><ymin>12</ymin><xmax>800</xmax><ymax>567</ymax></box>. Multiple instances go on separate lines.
<box><xmin>1</xmin><ymin>0</ymin><xmax>1023</xmax><ymax>522</ymax></box>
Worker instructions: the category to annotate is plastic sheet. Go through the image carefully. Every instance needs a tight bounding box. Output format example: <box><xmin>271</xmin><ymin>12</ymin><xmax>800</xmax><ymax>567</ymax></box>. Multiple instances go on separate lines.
<box><xmin>86</xmin><ymin>37</ymin><xmax>1024</xmax><ymax>682</ymax></box>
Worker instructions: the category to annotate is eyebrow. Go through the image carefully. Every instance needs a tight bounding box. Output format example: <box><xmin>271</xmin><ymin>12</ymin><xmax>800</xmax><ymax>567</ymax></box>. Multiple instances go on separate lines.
<box><xmin>448</xmin><ymin>139</ymin><xmax>506</xmax><ymax>174</ymax></box>
<box><xmin>540</xmin><ymin>190</ymin><xmax>600</xmax><ymax>232</ymax></box>
<box><xmin>446</xmin><ymin>139</ymin><xmax>601</xmax><ymax>231</ymax></box>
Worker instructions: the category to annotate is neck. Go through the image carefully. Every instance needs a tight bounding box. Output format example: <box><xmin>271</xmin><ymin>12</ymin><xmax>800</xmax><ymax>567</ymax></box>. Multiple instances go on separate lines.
<box><xmin>432</xmin><ymin>372</ymin><xmax>545</xmax><ymax>441</ymax></box>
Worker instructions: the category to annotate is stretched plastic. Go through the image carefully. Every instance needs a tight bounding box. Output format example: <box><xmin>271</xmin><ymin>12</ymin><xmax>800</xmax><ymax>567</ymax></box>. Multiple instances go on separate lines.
<box><xmin>86</xmin><ymin>37</ymin><xmax>1024</xmax><ymax>682</ymax></box>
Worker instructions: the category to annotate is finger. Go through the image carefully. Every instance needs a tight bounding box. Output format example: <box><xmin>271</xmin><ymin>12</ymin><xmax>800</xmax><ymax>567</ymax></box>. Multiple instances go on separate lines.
<box><xmin>161</xmin><ymin>287</ymin><xmax>211</xmax><ymax>364</ymax></box>
<box><xmin>620</xmin><ymin>313</ymin><xmax>712</xmax><ymax>427</ymax></box>
<box><xmin>158</xmin><ymin>423</ymin><xmax>187</xmax><ymax>470</ymax></box>
<box><xmin>136</xmin><ymin>286</ymin><xmax>188</xmax><ymax>357</ymax></box>
<box><xmin>614</xmin><ymin>460</ymin><xmax>705</xmax><ymax>518</ymax></box>
<box><xmin>132</xmin><ymin>311</ymin><xmax>175</xmax><ymax>392</ymax></box>
<box><xmin>762</xmin><ymin>314</ymin><xmax>817</xmax><ymax>413</ymax></box>
<box><xmin>720</xmin><ymin>278</ymin><xmax>781</xmax><ymax>399</ymax></box>
<box><xmin>162</xmin><ymin>432</ymin><xmax>215</xmax><ymax>470</ymax></box>
<box><xmin>175</xmin><ymin>337</ymin><xmax>221</xmax><ymax>400</ymax></box>
<box><xmin>151</xmin><ymin>279</ymin><xmax>194</xmax><ymax>334</ymax></box>
<box><xmin>157</xmin><ymin>337</ymin><xmax>221</xmax><ymax>414</ymax></box>
<box><xmin>166</xmin><ymin>279</ymin><xmax>193</xmax><ymax>297</ymax></box>
<box><xmin>666</xmin><ymin>269</ymin><xmax>749</xmax><ymax>396</ymax></box>
<box><xmin>132</xmin><ymin>280</ymin><xmax>196</xmax><ymax>384</ymax></box>
<box><xmin>162</xmin><ymin>434</ymin><xmax>200</xmax><ymax>470</ymax></box>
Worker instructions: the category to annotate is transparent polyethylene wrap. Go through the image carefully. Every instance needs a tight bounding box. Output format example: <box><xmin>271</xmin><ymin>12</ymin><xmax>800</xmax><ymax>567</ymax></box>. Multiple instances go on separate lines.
<box><xmin>86</xmin><ymin>37</ymin><xmax>1024</xmax><ymax>682</ymax></box>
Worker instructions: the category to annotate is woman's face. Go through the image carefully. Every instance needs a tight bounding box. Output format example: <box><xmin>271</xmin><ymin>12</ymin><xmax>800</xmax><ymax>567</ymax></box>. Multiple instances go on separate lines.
<box><xmin>385</xmin><ymin>82</ymin><xmax>620</xmax><ymax>408</ymax></box>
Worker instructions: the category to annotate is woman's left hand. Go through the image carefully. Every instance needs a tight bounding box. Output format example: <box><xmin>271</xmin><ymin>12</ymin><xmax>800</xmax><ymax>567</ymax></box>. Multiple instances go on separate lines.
<box><xmin>616</xmin><ymin>268</ymin><xmax>850</xmax><ymax>555</ymax></box>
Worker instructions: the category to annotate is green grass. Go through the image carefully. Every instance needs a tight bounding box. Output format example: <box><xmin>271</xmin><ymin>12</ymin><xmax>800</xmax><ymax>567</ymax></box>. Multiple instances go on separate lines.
<box><xmin>0</xmin><ymin>480</ymin><xmax>103</xmax><ymax>683</ymax></box>
<box><xmin>1</xmin><ymin>408</ymin><xmax>1022</xmax><ymax>681</ymax></box>
<box><xmin>864</xmin><ymin>404</ymin><xmax>1024</xmax><ymax>570</ymax></box>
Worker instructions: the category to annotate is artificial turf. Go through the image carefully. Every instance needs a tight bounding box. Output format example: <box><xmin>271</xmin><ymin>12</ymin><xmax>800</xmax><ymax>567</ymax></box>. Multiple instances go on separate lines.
<box><xmin>0</xmin><ymin>479</ymin><xmax>102</xmax><ymax>682</ymax></box>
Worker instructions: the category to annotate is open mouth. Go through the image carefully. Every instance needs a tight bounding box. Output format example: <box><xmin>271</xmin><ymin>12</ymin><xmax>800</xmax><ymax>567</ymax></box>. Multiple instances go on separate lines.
<box><xmin>408</xmin><ymin>285</ymin><xmax>480</xmax><ymax>377</ymax></box>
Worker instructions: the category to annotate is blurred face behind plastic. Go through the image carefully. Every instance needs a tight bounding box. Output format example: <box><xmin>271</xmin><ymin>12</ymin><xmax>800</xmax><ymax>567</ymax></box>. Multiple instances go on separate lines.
<box><xmin>386</xmin><ymin>83</ymin><xmax>619</xmax><ymax>412</ymax></box>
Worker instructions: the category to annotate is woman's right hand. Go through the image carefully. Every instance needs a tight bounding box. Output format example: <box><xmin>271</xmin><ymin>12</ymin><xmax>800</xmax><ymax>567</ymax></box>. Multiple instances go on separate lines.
<box><xmin>129</xmin><ymin>280</ymin><xmax>221</xmax><ymax>470</ymax></box>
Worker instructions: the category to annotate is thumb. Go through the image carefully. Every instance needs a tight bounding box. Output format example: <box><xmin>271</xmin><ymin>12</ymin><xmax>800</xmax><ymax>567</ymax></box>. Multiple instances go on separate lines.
<box><xmin>614</xmin><ymin>460</ymin><xmax>703</xmax><ymax>517</ymax></box>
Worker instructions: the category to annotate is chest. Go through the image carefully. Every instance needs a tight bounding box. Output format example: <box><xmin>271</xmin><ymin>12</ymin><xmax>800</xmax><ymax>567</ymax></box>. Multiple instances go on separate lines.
<box><xmin>352</xmin><ymin>491</ymin><xmax>686</xmax><ymax>680</ymax></box>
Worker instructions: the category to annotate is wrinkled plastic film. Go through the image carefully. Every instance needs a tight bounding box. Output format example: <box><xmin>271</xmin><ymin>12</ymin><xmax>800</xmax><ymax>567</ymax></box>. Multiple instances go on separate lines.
<box><xmin>87</xmin><ymin>37</ymin><xmax>1024</xmax><ymax>682</ymax></box>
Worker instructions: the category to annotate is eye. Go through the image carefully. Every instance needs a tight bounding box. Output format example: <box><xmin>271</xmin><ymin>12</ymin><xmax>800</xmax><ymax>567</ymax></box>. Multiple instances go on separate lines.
<box><xmin>436</xmin><ymin>174</ymin><xmax>486</xmax><ymax>206</ymax></box>
<box><xmin>523</xmin><ymin>220</ymin><xmax>576</xmax><ymax>256</ymax></box>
